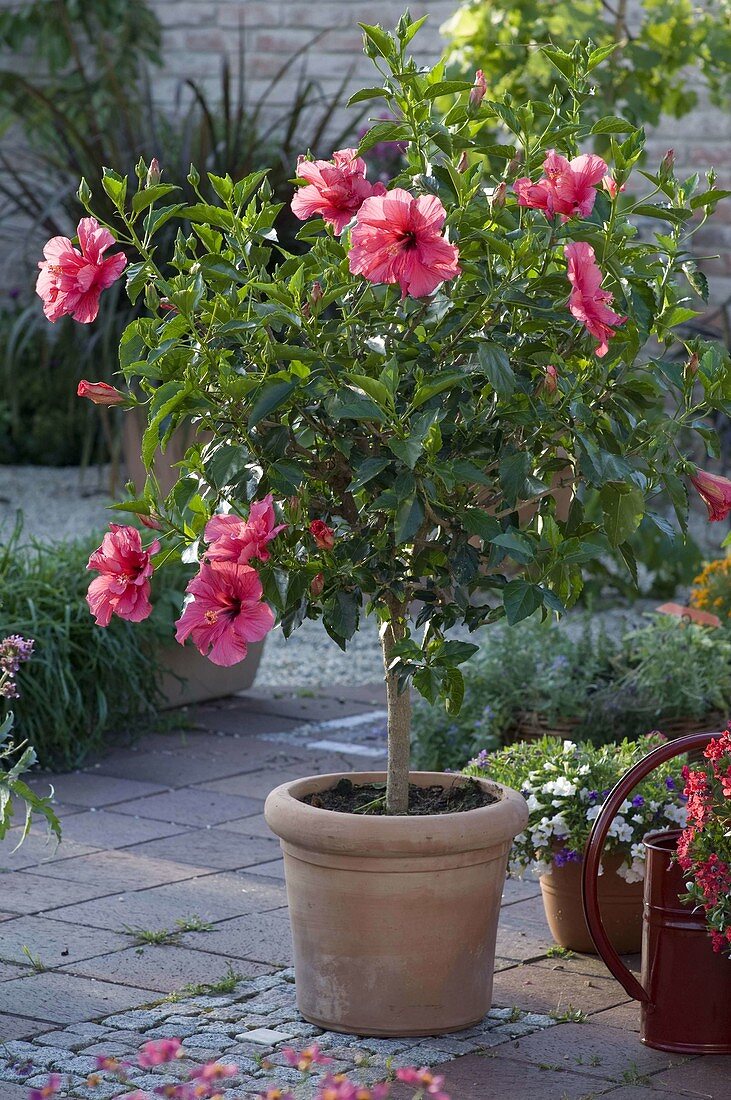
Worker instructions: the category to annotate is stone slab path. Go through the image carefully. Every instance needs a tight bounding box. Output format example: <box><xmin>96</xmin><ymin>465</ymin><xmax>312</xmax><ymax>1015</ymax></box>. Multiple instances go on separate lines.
<box><xmin>0</xmin><ymin>685</ymin><xmax>727</xmax><ymax>1099</ymax></box>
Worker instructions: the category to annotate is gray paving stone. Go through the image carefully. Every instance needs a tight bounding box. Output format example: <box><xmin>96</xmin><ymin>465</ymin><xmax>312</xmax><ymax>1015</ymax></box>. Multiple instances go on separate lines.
<box><xmin>196</xmin><ymin>760</ymin><xmax>350</xmax><ymax>799</ymax></box>
<box><xmin>120</xmin><ymin>826</ymin><xmax>282</xmax><ymax>872</ymax></box>
<box><xmin>1</xmin><ymin>971</ymin><xmax>159</xmax><ymax>1024</ymax></box>
<box><xmin>0</xmin><ymin>871</ymin><xmax>118</xmax><ymax>916</ymax></box>
<box><xmin>0</xmin><ymin>915</ymin><xmax>129</xmax><ymax>967</ymax></box>
<box><xmin>27</xmin><ymin>773</ymin><xmax>168</xmax><ymax>808</ymax></box>
<box><xmin>46</xmin><ymin>870</ymin><xmax>285</xmax><ymax>930</ymax></box>
<box><xmin>111</xmin><ymin>788</ymin><xmax>264</xmax><ymax>828</ymax></box>
<box><xmin>178</xmin><ymin>910</ymin><xmax>293</xmax><ymax>967</ymax></box>
<box><xmin>245</xmin><ymin>858</ymin><xmax>285</xmax><ymax>880</ymax></box>
<box><xmin>0</xmin><ymin>1013</ymin><xmax>50</xmax><ymax>1041</ymax></box>
<box><xmin>0</xmin><ymin>831</ymin><xmax>100</xmax><ymax>873</ymax></box>
<box><xmin>31</xmin><ymin>848</ymin><xmax>212</xmax><ymax>891</ymax></box>
<box><xmin>65</xmin><ymin>944</ymin><xmax>275</xmax><ymax>993</ymax></box>
<box><xmin>37</xmin><ymin>809</ymin><xmax>188</xmax><ymax>849</ymax></box>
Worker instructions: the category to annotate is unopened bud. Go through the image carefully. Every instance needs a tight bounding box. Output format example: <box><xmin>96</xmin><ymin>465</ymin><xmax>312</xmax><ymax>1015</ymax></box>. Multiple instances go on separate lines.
<box><xmin>686</xmin><ymin>352</ymin><xmax>699</xmax><ymax>379</ymax></box>
<box><xmin>506</xmin><ymin>153</ymin><xmax>523</xmax><ymax>178</ymax></box>
<box><xmin>146</xmin><ymin>158</ymin><xmax>161</xmax><ymax>188</ymax></box>
<box><xmin>491</xmin><ymin>181</ymin><xmax>507</xmax><ymax>210</ymax></box>
<box><xmin>310</xmin><ymin>572</ymin><xmax>325</xmax><ymax>598</ymax></box>
<box><xmin>457</xmin><ymin>150</ymin><xmax>469</xmax><ymax>174</ymax></box>
<box><xmin>469</xmin><ymin>69</ymin><xmax>487</xmax><ymax>110</ymax></box>
<box><xmin>77</xmin><ymin>380</ymin><xmax>127</xmax><ymax>406</ymax></box>
<box><xmin>140</xmin><ymin>513</ymin><xmax>163</xmax><ymax>531</ymax></box>
<box><xmin>310</xmin><ymin>281</ymin><xmax>323</xmax><ymax>306</ymax></box>
<box><xmin>539</xmin><ymin>365</ymin><xmax>559</xmax><ymax>397</ymax></box>
<box><xmin>660</xmin><ymin>149</ymin><xmax>675</xmax><ymax>179</ymax></box>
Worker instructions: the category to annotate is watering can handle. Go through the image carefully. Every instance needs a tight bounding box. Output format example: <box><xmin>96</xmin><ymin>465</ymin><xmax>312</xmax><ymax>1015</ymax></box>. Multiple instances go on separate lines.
<box><xmin>580</xmin><ymin>730</ymin><xmax>721</xmax><ymax>1004</ymax></box>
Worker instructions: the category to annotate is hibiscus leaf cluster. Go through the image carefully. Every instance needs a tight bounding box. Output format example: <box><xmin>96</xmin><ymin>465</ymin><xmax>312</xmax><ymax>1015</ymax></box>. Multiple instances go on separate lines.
<box><xmin>465</xmin><ymin>734</ymin><xmax>686</xmax><ymax>882</ymax></box>
<box><xmin>677</xmin><ymin>728</ymin><xmax>731</xmax><ymax>954</ymax></box>
<box><xmin>35</xmin><ymin>15</ymin><xmax>731</xmax><ymax>812</ymax></box>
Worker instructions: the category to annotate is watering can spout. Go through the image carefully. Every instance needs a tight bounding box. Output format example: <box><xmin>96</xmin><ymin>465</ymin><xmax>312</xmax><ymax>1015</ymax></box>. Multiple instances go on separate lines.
<box><xmin>581</xmin><ymin>730</ymin><xmax>731</xmax><ymax>1053</ymax></box>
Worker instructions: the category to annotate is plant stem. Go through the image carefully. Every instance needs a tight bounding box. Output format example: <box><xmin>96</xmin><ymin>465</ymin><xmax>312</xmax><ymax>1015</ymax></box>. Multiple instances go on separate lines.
<box><xmin>382</xmin><ymin>596</ymin><xmax>411</xmax><ymax>815</ymax></box>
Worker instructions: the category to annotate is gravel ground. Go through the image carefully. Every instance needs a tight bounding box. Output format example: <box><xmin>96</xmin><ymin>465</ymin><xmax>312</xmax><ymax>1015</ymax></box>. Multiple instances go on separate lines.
<box><xmin>1</xmin><ymin>464</ymin><xmax>724</xmax><ymax>690</ymax></box>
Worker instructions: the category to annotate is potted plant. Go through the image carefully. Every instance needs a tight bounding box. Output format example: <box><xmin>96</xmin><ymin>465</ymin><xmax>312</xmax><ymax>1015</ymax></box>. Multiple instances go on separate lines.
<box><xmin>34</xmin><ymin>15</ymin><xmax>730</xmax><ymax>1034</ymax></box>
<box><xmin>466</xmin><ymin>735</ymin><xmax>687</xmax><ymax>953</ymax></box>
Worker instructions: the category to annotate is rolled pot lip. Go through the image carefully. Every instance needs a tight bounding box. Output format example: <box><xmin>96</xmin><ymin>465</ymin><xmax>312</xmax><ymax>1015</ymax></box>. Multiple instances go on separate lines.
<box><xmin>264</xmin><ymin>770</ymin><xmax>529</xmax><ymax>857</ymax></box>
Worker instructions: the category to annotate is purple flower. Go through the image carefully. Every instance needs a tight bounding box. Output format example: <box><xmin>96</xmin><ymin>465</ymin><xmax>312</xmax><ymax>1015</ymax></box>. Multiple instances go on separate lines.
<box><xmin>631</xmin><ymin>795</ymin><xmax>645</xmax><ymax>808</ymax></box>
<box><xmin>588</xmin><ymin>790</ymin><xmax>599</xmax><ymax>803</ymax></box>
<box><xmin>553</xmin><ymin>847</ymin><xmax>581</xmax><ymax>868</ymax></box>
<box><xmin>665</xmin><ymin>777</ymin><xmax>676</xmax><ymax>791</ymax></box>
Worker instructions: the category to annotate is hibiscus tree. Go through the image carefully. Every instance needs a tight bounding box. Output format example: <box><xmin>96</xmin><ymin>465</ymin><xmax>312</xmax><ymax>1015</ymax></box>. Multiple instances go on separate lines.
<box><xmin>40</xmin><ymin>18</ymin><xmax>731</xmax><ymax>814</ymax></box>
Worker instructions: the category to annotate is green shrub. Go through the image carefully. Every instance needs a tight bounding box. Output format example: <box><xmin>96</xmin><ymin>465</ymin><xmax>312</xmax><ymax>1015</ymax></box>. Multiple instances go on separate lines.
<box><xmin>0</xmin><ymin>523</ymin><xmax>193</xmax><ymax>769</ymax></box>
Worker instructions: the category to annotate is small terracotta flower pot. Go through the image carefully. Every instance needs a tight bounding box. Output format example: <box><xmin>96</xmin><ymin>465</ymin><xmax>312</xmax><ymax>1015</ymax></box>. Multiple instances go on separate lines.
<box><xmin>264</xmin><ymin>771</ymin><xmax>528</xmax><ymax>1036</ymax></box>
<box><xmin>540</xmin><ymin>854</ymin><xmax>643</xmax><ymax>954</ymax></box>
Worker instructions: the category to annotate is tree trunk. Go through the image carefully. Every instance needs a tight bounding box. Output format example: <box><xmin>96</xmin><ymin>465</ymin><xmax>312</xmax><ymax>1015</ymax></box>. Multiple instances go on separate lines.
<box><xmin>381</xmin><ymin>597</ymin><xmax>412</xmax><ymax>815</ymax></box>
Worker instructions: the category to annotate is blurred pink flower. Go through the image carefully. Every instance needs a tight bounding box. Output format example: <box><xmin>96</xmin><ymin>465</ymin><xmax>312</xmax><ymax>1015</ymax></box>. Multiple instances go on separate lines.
<box><xmin>690</xmin><ymin>469</ymin><xmax>731</xmax><ymax>522</ymax></box>
<box><xmin>292</xmin><ymin>148</ymin><xmax>386</xmax><ymax>234</ymax></box>
<box><xmin>205</xmin><ymin>494</ymin><xmax>286</xmax><ymax>564</ymax></box>
<box><xmin>175</xmin><ymin>560</ymin><xmax>275</xmax><ymax>666</ymax></box>
<box><xmin>29</xmin><ymin>1075</ymin><xmax>62</xmax><ymax>1100</ymax></box>
<box><xmin>190</xmin><ymin>1060</ymin><xmax>238</xmax><ymax>1085</ymax></box>
<box><xmin>77</xmin><ymin>380</ymin><xmax>126</xmax><ymax>406</ymax></box>
<box><xmin>283</xmin><ymin>1044</ymin><xmax>332</xmax><ymax>1072</ymax></box>
<box><xmin>137</xmin><ymin>1038</ymin><xmax>183</xmax><ymax>1066</ymax></box>
<box><xmin>602</xmin><ymin>174</ymin><xmax>625</xmax><ymax>200</ymax></box>
<box><xmin>86</xmin><ymin>524</ymin><xmax>159</xmax><ymax>627</ymax></box>
<box><xmin>396</xmin><ymin>1067</ymin><xmax>450</xmax><ymax>1099</ymax></box>
<box><xmin>349</xmin><ymin>189</ymin><xmax>460</xmax><ymax>298</ymax></box>
<box><xmin>469</xmin><ymin>68</ymin><xmax>487</xmax><ymax>108</ymax></box>
<box><xmin>515</xmin><ymin>150</ymin><xmax>607</xmax><ymax>220</ymax></box>
<box><xmin>36</xmin><ymin>217</ymin><xmax>127</xmax><ymax>324</ymax></box>
<box><xmin>564</xmin><ymin>241</ymin><xmax>625</xmax><ymax>357</ymax></box>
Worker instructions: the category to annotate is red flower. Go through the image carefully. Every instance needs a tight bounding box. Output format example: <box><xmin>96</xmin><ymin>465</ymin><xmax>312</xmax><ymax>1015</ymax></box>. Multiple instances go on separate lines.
<box><xmin>291</xmin><ymin>148</ymin><xmax>385</xmax><ymax>234</ymax></box>
<box><xmin>690</xmin><ymin>470</ymin><xmax>731</xmax><ymax>522</ymax></box>
<box><xmin>515</xmin><ymin>150</ymin><xmax>607</xmax><ymax>221</ymax></box>
<box><xmin>205</xmin><ymin>494</ymin><xmax>286</xmax><ymax>564</ymax></box>
<box><xmin>564</xmin><ymin>241</ymin><xmax>625</xmax><ymax>357</ymax></box>
<box><xmin>174</xmin><ymin>560</ymin><xmax>275</xmax><ymax>666</ymax></box>
<box><xmin>86</xmin><ymin>524</ymin><xmax>159</xmax><ymax>627</ymax></box>
<box><xmin>348</xmin><ymin>188</ymin><xmax>460</xmax><ymax>298</ymax></box>
<box><xmin>36</xmin><ymin>217</ymin><xmax>127</xmax><ymax>324</ymax></box>
<box><xmin>77</xmin><ymin>380</ymin><xmax>126</xmax><ymax>406</ymax></box>
<box><xmin>310</xmin><ymin>519</ymin><xmax>335</xmax><ymax>551</ymax></box>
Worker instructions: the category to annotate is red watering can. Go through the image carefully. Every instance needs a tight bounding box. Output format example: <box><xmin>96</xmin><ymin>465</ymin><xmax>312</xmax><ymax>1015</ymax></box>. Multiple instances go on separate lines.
<box><xmin>581</xmin><ymin>731</ymin><xmax>731</xmax><ymax>1054</ymax></box>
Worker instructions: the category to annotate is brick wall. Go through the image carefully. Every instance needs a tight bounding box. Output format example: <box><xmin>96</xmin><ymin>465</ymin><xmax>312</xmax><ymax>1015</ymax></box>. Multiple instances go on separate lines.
<box><xmin>146</xmin><ymin>0</ymin><xmax>730</xmax><ymax>310</ymax></box>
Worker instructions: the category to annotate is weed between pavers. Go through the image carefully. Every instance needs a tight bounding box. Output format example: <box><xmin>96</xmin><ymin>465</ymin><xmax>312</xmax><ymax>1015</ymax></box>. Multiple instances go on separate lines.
<box><xmin>122</xmin><ymin>914</ymin><xmax>214</xmax><ymax>946</ymax></box>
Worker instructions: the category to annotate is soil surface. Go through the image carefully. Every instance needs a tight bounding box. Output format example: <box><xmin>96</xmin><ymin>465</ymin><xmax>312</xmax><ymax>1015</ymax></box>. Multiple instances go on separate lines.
<box><xmin>301</xmin><ymin>776</ymin><xmax>497</xmax><ymax>815</ymax></box>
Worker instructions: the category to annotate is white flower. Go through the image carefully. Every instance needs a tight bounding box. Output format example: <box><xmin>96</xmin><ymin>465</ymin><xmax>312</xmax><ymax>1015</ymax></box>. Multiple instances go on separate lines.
<box><xmin>664</xmin><ymin>804</ymin><xmax>688</xmax><ymax>826</ymax></box>
<box><xmin>532</xmin><ymin>860</ymin><xmax>552</xmax><ymax>877</ymax></box>
<box><xmin>550</xmin><ymin>812</ymin><xmax>570</xmax><ymax>838</ymax></box>
<box><xmin>586</xmin><ymin>805</ymin><xmax>602</xmax><ymax>822</ymax></box>
<box><xmin>617</xmin><ymin>857</ymin><xmax>645</xmax><ymax>885</ymax></box>
<box><xmin>562</xmin><ymin>740</ymin><xmax>576</xmax><ymax>753</ymax></box>
<box><xmin>632</xmin><ymin>814</ymin><xmax>644</xmax><ymax>823</ymax></box>
<box><xmin>577</xmin><ymin>764</ymin><xmax>590</xmax><ymax>776</ymax></box>
<box><xmin>542</xmin><ymin>776</ymin><xmax>576</xmax><ymax>798</ymax></box>
<box><xmin>526</xmin><ymin>794</ymin><xmax>542</xmax><ymax>813</ymax></box>
<box><xmin>630</xmin><ymin>843</ymin><xmax>645</xmax><ymax>860</ymax></box>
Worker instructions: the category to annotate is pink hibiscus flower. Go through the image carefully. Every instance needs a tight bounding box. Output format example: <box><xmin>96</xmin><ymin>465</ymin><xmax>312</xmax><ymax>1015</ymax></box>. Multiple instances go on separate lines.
<box><xmin>77</xmin><ymin>380</ymin><xmax>126</xmax><ymax>406</ymax></box>
<box><xmin>36</xmin><ymin>217</ymin><xmax>127</xmax><ymax>324</ymax></box>
<box><xmin>515</xmin><ymin>150</ymin><xmax>607</xmax><ymax>221</ymax></box>
<box><xmin>86</xmin><ymin>524</ymin><xmax>159</xmax><ymax>627</ymax></box>
<box><xmin>138</xmin><ymin>1038</ymin><xmax>183</xmax><ymax>1067</ymax></box>
<box><xmin>291</xmin><ymin>148</ymin><xmax>386</xmax><ymax>234</ymax></box>
<box><xmin>690</xmin><ymin>469</ymin><xmax>731</xmax><ymax>522</ymax></box>
<box><xmin>564</xmin><ymin>241</ymin><xmax>625</xmax><ymax>357</ymax></box>
<box><xmin>204</xmin><ymin>494</ymin><xmax>286</xmax><ymax>565</ymax></box>
<box><xmin>348</xmin><ymin>189</ymin><xmax>461</xmax><ymax>298</ymax></box>
<box><xmin>175</xmin><ymin>560</ymin><xmax>275</xmax><ymax>666</ymax></box>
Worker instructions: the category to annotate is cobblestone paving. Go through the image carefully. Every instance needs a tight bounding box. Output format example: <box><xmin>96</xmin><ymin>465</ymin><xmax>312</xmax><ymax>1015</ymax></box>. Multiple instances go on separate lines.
<box><xmin>0</xmin><ymin>968</ymin><xmax>557</xmax><ymax>1098</ymax></box>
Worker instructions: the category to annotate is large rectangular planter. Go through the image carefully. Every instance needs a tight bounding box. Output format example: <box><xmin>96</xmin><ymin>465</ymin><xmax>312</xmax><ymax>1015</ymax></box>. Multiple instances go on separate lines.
<box><xmin>157</xmin><ymin>641</ymin><xmax>265</xmax><ymax>708</ymax></box>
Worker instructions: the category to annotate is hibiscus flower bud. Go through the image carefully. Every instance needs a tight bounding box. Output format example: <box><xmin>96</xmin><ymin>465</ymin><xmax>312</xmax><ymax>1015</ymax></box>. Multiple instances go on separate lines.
<box><xmin>146</xmin><ymin>158</ymin><xmax>161</xmax><ymax>188</ymax></box>
<box><xmin>309</xmin><ymin>519</ymin><xmax>335</xmax><ymax>551</ymax></box>
<box><xmin>469</xmin><ymin>69</ymin><xmax>487</xmax><ymax>109</ymax></box>
<box><xmin>539</xmin><ymin>364</ymin><xmax>559</xmax><ymax>397</ymax></box>
<box><xmin>690</xmin><ymin>469</ymin><xmax>731</xmax><ymax>522</ymax></box>
<box><xmin>686</xmin><ymin>351</ymin><xmax>699</xmax><ymax>379</ymax></box>
<box><xmin>660</xmin><ymin>149</ymin><xmax>675</xmax><ymax>179</ymax></box>
<box><xmin>310</xmin><ymin>572</ymin><xmax>325</xmax><ymax>597</ymax></box>
<box><xmin>457</xmin><ymin>150</ymin><xmax>470</xmax><ymax>174</ymax></box>
<box><xmin>77</xmin><ymin>380</ymin><xmax>127</xmax><ymax>406</ymax></box>
<box><xmin>310</xmin><ymin>281</ymin><xmax>323</xmax><ymax>306</ymax></box>
<box><xmin>491</xmin><ymin>181</ymin><xmax>507</xmax><ymax>210</ymax></box>
<box><xmin>602</xmin><ymin>174</ymin><xmax>625</xmax><ymax>200</ymax></box>
<box><xmin>139</xmin><ymin>513</ymin><xmax>163</xmax><ymax>531</ymax></box>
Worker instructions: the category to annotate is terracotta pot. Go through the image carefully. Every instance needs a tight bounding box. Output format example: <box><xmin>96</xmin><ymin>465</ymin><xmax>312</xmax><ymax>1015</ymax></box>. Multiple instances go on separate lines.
<box><xmin>540</xmin><ymin>853</ymin><xmax>643</xmax><ymax>954</ymax></box>
<box><xmin>264</xmin><ymin>771</ymin><xmax>528</xmax><ymax>1037</ymax></box>
<box><xmin>157</xmin><ymin>640</ymin><xmax>264</xmax><ymax>708</ymax></box>
<box><xmin>122</xmin><ymin>408</ymin><xmax>212</xmax><ymax>495</ymax></box>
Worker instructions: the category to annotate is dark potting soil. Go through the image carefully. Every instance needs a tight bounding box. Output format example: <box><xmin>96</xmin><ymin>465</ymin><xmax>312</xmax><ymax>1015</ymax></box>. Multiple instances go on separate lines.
<box><xmin>301</xmin><ymin>777</ymin><xmax>497</xmax><ymax>816</ymax></box>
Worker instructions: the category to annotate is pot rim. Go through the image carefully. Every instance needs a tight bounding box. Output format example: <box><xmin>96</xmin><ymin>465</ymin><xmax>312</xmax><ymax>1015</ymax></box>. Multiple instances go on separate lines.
<box><xmin>264</xmin><ymin>770</ymin><xmax>529</xmax><ymax>858</ymax></box>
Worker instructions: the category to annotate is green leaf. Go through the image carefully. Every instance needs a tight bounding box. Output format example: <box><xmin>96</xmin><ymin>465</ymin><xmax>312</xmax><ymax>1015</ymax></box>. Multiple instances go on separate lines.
<box><xmin>443</xmin><ymin>667</ymin><xmax>465</xmax><ymax>716</ymax></box>
<box><xmin>358</xmin><ymin>121</ymin><xmax>411</xmax><ymax>156</ymax></box>
<box><xmin>141</xmin><ymin>381</ymin><xmax>190</xmax><ymax>469</ymax></box>
<box><xmin>358</xmin><ymin>22</ymin><xmax>394</xmax><ymax>60</ymax></box>
<box><xmin>462</xmin><ymin>508</ymin><xmax>500</xmax><ymax>542</ymax></box>
<box><xmin>503</xmin><ymin>580</ymin><xmax>543</xmax><ymax>625</ymax></box>
<box><xmin>347</xmin><ymin>86</ymin><xmax>390</xmax><ymax>106</ymax></box>
<box><xmin>132</xmin><ymin>183</ymin><xmax>180</xmax><ymax>214</ymax></box>
<box><xmin>600</xmin><ymin>482</ymin><xmax>645</xmax><ymax>547</ymax></box>
<box><xmin>346</xmin><ymin>373</ymin><xmax>393</xmax><ymax>410</ymax></box>
<box><xmin>540</xmin><ymin>46</ymin><xmax>575</xmax><ymax>82</ymax></box>
<box><xmin>590</xmin><ymin>115</ymin><xmax>635</xmax><ymax>134</ymax></box>
<box><xmin>412</xmin><ymin>371</ymin><xmax>465</xmax><ymax>409</ymax></box>
<box><xmin>389</xmin><ymin>437</ymin><xmax>423</xmax><ymax>470</ymax></box>
<box><xmin>477</xmin><ymin>342</ymin><xmax>515</xmax><ymax>397</ymax></box>
<box><xmin>586</xmin><ymin>43</ymin><xmax>618</xmax><ymax>71</ymax></box>
<box><xmin>499</xmin><ymin>452</ymin><xmax>529</xmax><ymax>506</ymax></box>
<box><xmin>329</xmin><ymin>391</ymin><xmax>386</xmax><ymax>422</ymax></box>
<box><xmin>248</xmin><ymin>380</ymin><xmax>298</xmax><ymax>429</ymax></box>
<box><xmin>395</xmin><ymin>493</ymin><xmax>425</xmax><ymax>544</ymax></box>
<box><xmin>347</xmin><ymin>457</ymin><xmax>391</xmax><ymax>492</ymax></box>
<box><xmin>325</xmin><ymin>590</ymin><xmax>360</xmax><ymax>643</ymax></box>
<box><xmin>424</xmin><ymin>79</ymin><xmax>473</xmax><ymax>100</ymax></box>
